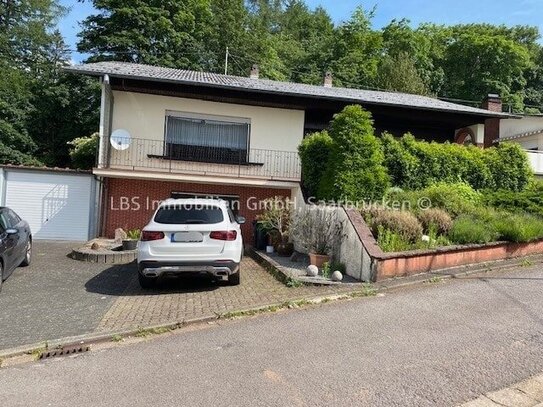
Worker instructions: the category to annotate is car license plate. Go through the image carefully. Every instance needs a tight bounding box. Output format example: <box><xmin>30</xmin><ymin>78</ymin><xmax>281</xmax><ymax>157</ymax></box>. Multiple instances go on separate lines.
<box><xmin>171</xmin><ymin>232</ymin><xmax>204</xmax><ymax>243</ymax></box>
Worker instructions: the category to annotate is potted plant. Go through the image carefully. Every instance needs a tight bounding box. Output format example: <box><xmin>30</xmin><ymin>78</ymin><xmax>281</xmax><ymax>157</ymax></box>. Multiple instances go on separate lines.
<box><xmin>257</xmin><ymin>197</ymin><xmax>294</xmax><ymax>257</ymax></box>
<box><xmin>122</xmin><ymin>228</ymin><xmax>141</xmax><ymax>251</ymax></box>
<box><xmin>291</xmin><ymin>207</ymin><xmax>343</xmax><ymax>267</ymax></box>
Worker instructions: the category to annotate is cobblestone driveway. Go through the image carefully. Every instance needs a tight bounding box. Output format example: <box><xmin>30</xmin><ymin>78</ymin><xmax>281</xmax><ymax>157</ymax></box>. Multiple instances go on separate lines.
<box><xmin>0</xmin><ymin>242</ymin><xmax>356</xmax><ymax>350</ymax></box>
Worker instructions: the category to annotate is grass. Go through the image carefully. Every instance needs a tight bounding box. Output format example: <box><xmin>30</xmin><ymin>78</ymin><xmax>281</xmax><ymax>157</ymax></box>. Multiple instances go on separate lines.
<box><xmin>135</xmin><ymin>326</ymin><xmax>171</xmax><ymax>338</ymax></box>
<box><xmin>426</xmin><ymin>276</ymin><xmax>443</xmax><ymax>284</ymax></box>
<box><xmin>521</xmin><ymin>259</ymin><xmax>534</xmax><ymax>267</ymax></box>
<box><xmin>111</xmin><ymin>334</ymin><xmax>123</xmax><ymax>342</ymax></box>
<box><xmin>448</xmin><ymin>215</ymin><xmax>498</xmax><ymax>245</ymax></box>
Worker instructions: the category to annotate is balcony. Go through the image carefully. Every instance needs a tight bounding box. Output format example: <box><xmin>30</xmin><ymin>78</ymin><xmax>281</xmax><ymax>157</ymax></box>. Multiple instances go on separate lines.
<box><xmin>526</xmin><ymin>150</ymin><xmax>543</xmax><ymax>175</ymax></box>
<box><xmin>102</xmin><ymin>138</ymin><xmax>302</xmax><ymax>182</ymax></box>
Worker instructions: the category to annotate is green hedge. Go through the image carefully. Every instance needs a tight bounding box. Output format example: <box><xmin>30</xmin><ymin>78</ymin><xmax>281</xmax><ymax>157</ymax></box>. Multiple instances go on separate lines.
<box><xmin>381</xmin><ymin>133</ymin><xmax>533</xmax><ymax>192</ymax></box>
<box><xmin>298</xmin><ymin>131</ymin><xmax>333</xmax><ymax>199</ymax></box>
<box><xmin>299</xmin><ymin>105</ymin><xmax>534</xmax><ymax>201</ymax></box>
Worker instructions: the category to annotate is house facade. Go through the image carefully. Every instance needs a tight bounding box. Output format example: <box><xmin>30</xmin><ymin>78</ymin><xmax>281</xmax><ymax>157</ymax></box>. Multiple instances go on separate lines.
<box><xmin>496</xmin><ymin>115</ymin><xmax>543</xmax><ymax>177</ymax></box>
<box><xmin>67</xmin><ymin>62</ymin><xmax>510</xmax><ymax>243</ymax></box>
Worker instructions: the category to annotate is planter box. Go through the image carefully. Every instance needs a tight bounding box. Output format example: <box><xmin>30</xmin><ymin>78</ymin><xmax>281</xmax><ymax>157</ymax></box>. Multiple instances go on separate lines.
<box><xmin>343</xmin><ymin>208</ymin><xmax>543</xmax><ymax>282</ymax></box>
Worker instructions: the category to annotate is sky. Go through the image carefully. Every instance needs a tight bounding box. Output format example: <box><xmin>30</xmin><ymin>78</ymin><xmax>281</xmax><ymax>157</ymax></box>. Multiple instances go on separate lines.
<box><xmin>59</xmin><ymin>0</ymin><xmax>543</xmax><ymax>63</ymax></box>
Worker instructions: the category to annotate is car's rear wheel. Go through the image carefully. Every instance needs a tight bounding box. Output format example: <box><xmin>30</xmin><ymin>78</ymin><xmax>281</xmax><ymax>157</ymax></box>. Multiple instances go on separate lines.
<box><xmin>138</xmin><ymin>273</ymin><xmax>158</xmax><ymax>289</ymax></box>
<box><xmin>228</xmin><ymin>270</ymin><xmax>240</xmax><ymax>286</ymax></box>
<box><xmin>20</xmin><ymin>240</ymin><xmax>32</xmax><ymax>267</ymax></box>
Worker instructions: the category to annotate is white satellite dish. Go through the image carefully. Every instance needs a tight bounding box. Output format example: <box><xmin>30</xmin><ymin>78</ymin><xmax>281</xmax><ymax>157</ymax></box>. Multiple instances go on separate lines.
<box><xmin>110</xmin><ymin>129</ymin><xmax>132</xmax><ymax>151</ymax></box>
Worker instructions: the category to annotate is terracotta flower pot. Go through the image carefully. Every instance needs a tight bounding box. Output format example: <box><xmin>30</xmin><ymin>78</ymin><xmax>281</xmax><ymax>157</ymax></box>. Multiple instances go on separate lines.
<box><xmin>309</xmin><ymin>252</ymin><xmax>330</xmax><ymax>268</ymax></box>
<box><xmin>276</xmin><ymin>242</ymin><xmax>294</xmax><ymax>257</ymax></box>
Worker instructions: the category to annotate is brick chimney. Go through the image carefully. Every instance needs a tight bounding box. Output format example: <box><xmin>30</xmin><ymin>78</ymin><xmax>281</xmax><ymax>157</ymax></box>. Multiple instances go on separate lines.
<box><xmin>323</xmin><ymin>71</ymin><xmax>333</xmax><ymax>88</ymax></box>
<box><xmin>482</xmin><ymin>94</ymin><xmax>503</xmax><ymax>112</ymax></box>
<box><xmin>482</xmin><ymin>93</ymin><xmax>502</xmax><ymax>148</ymax></box>
<box><xmin>249</xmin><ymin>64</ymin><xmax>259</xmax><ymax>79</ymax></box>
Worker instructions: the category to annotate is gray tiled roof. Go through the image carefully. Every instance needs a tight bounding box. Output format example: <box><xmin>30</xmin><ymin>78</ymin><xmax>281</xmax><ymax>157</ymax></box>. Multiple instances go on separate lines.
<box><xmin>65</xmin><ymin>61</ymin><xmax>511</xmax><ymax>118</ymax></box>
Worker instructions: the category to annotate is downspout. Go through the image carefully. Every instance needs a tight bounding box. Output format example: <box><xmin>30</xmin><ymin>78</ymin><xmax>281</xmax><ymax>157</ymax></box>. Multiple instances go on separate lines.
<box><xmin>96</xmin><ymin>74</ymin><xmax>113</xmax><ymax>237</ymax></box>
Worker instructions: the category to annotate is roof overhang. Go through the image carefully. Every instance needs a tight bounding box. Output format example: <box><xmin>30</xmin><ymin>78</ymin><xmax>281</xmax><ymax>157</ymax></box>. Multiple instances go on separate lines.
<box><xmin>65</xmin><ymin>62</ymin><xmax>516</xmax><ymax>121</ymax></box>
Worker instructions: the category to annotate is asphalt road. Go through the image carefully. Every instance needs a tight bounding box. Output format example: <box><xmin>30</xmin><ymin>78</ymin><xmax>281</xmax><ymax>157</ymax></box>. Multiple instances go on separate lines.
<box><xmin>2</xmin><ymin>265</ymin><xmax>543</xmax><ymax>406</ymax></box>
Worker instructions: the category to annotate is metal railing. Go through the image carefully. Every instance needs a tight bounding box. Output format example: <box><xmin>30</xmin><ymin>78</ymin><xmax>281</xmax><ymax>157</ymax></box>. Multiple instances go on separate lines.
<box><xmin>106</xmin><ymin>138</ymin><xmax>301</xmax><ymax>181</ymax></box>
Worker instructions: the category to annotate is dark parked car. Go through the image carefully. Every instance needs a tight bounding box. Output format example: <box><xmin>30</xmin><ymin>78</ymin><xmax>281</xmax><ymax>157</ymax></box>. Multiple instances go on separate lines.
<box><xmin>0</xmin><ymin>207</ymin><xmax>32</xmax><ymax>292</ymax></box>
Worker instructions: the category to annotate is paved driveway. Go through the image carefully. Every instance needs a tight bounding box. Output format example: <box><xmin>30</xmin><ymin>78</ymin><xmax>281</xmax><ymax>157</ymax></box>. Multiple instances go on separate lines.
<box><xmin>2</xmin><ymin>265</ymin><xmax>543</xmax><ymax>406</ymax></box>
<box><xmin>0</xmin><ymin>241</ymin><xmax>353</xmax><ymax>351</ymax></box>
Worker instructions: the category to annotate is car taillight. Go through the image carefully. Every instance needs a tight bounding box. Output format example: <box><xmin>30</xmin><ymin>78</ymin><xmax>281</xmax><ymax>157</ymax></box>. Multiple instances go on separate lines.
<box><xmin>209</xmin><ymin>230</ymin><xmax>237</xmax><ymax>241</ymax></box>
<box><xmin>141</xmin><ymin>231</ymin><xmax>165</xmax><ymax>241</ymax></box>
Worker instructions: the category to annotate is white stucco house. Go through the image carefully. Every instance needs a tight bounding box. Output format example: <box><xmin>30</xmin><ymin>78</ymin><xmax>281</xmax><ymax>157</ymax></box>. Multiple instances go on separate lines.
<box><xmin>65</xmin><ymin>61</ymin><xmax>510</xmax><ymax>243</ymax></box>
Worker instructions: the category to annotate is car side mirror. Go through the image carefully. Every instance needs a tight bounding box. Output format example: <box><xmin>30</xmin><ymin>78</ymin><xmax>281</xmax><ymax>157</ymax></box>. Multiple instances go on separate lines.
<box><xmin>235</xmin><ymin>216</ymin><xmax>246</xmax><ymax>225</ymax></box>
<box><xmin>5</xmin><ymin>228</ymin><xmax>17</xmax><ymax>236</ymax></box>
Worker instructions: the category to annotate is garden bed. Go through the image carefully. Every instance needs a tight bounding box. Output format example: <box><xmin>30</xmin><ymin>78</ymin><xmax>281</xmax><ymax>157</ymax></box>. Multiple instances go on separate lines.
<box><xmin>345</xmin><ymin>208</ymin><xmax>543</xmax><ymax>281</ymax></box>
<box><xmin>69</xmin><ymin>238</ymin><xmax>137</xmax><ymax>264</ymax></box>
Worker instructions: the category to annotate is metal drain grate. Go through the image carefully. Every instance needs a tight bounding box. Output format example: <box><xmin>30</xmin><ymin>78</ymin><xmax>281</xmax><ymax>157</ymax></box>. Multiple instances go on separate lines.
<box><xmin>39</xmin><ymin>345</ymin><xmax>90</xmax><ymax>360</ymax></box>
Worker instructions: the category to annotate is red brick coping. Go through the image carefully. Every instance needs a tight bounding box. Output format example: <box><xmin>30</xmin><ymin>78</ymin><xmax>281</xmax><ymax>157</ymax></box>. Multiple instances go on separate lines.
<box><xmin>344</xmin><ymin>208</ymin><xmax>543</xmax><ymax>281</ymax></box>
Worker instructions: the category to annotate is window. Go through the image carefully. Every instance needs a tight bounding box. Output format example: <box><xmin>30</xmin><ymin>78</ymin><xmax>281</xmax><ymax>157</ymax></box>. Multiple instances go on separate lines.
<box><xmin>154</xmin><ymin>205</ymin><xmax>224</xmax><ymax>225</ymax></box>
<box><xmin>170</xmin><ymin>192</ymin><xmax>240</xmax><ymax>214</ymax></box>
<box><xmin>165</xmin><ymin>113</ymin><xmax>250</xmax><ymax>164</ymax></box>
<box><xmin>7</xmin><ymin>209</ymin><xmax>21</xmax><ymax>226</ymax></box>
<box><xmin>0</xmin><ymin>211</ymin><xmax>11</xmax><ymax>231</ymax></box>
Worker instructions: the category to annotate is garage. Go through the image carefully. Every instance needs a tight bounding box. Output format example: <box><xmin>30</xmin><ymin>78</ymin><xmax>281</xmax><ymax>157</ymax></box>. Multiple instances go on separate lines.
<box><xmin>0</xmin><ymin>167</ymin><xmax>97</xmax><ymax>241</ymax></box>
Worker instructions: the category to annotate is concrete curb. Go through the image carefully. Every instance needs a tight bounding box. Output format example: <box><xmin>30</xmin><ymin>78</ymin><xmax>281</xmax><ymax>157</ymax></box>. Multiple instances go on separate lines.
<box><xmin>1</xmin><ymin>253</ymin><xmax>542</xmax><ymax>365</ymax></box>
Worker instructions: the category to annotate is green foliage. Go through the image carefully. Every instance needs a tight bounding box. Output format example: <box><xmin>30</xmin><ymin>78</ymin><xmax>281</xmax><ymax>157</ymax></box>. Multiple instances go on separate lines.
<box><xmin>492</xmin><ymin>213</ymin><xmax>543</xmax><ymax>243</ymax></box>
<box><xmin>257</xmin><ymin>196</ymin><xmax>292</xmax><ymax>243</ymax></box>
<box><xmin>423</xmin><ymin>182</ymin><xmax>482</xmax><ymax>217</ymax></box>
<box><xmin>381</xmin><ymin>134</ymin><xmax>532</xmax><ymax>192</ymax></box>
<box><xmin>322</xmin><ymin>260</ymin><xmax>346</xmax><ymax>278</ymax></box>
<box><xmin>448</xmin><ymin>215</ymin><xmax>498</xmax><ymax>245</ymax></box>
<box><xmin>484</xmin><ymin>143</ymin><xmax>533</xmax><ymax>191</ymax></box>
<box><xmin>298</xmin><ymin>131</ymin><xmax>333</xmax><ymax>199</ymax></box>
<box><xmin>126</xmin><ymin>229</ymin><xmax>141</xmax><ymax>240</ymax></box>
<box><xmin>417</xmin><ymin>208</ymin><xmax>453</xmax><ymax>235</ymax></box>
<box><xmin>482</xmin><ymin>181</ymin><xmax>543</xmax><ymax>217</ymax></box>
<box><xmin>68</xmin><ymin>133</ymin><xmax>99</xmax><ymax>170</ymax></box>
<box><xmin>370</xmin><ymin>210</ymin><xmax>423</xmax><ymax>243</ymax></box>
<box><xmin>319</xmin><ymin>105</ymin><xmax>390</xmax><ymax>201</ymax></box>
<box><xmin>375</xmin><ymin>52</ymin><xmax>430</xmax><ymax>95</ymax></box>
<box><xmin>376</xmin><ymin>226</ymin><xmax>412</xmax><ymax>252</ymax></box>
<box><xmin>441</xmin><ymin>26</ymin><xmax>533</xmax><ymax>112</ymax></box>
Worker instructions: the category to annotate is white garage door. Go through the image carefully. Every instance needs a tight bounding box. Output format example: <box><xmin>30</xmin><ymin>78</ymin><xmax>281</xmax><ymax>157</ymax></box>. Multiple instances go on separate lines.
<box><xmin>5</xmin><ymin>170</ymin><xmax>94</xmax><ymax>241</ymax></box>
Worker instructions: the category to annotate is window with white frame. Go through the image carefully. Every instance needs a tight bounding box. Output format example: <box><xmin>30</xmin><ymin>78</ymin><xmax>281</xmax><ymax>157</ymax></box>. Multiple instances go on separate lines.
<box><xmin>164</xmin><ymin>112</ymin><xmax>250</xmax><ymax>164</ymax></box>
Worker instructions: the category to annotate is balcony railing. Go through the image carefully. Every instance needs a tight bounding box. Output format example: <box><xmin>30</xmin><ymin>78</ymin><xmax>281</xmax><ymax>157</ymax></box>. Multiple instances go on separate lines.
<box><xmin>526</xmin><ymin>150</ymin><xmax>543</xmax><ymax>175</ymax></box>
<box><xmin>105</xmin><ymin>138</ymin><xmax>301</xmax><ymax>182</ymax></box>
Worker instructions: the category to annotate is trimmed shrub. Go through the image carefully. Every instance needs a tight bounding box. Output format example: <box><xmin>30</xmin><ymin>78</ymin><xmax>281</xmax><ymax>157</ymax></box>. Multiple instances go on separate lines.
<box><xmin>423</xmin><ymin>182</ymin><xmax>482</xmax><ymax>217</ymax></box>
<box><xmin>417</xmin><ymin>208</ymin><xmax>453</xmax><ymax>234</ymax></box>
<box><xmin>379</xmin><ymin>133</ymin><xmax>532</xmax><ymax>192</ymax></box>
<box><xmin>319</xmin><ymin>105</ymin><xmax>390</xmax><ymax>201</ymax></box>
<box><xmin>484</xmin><ymin>143</ymin><xmax>533</xmax><ymax>192</ymax></box>
<box><xmin>371</xmin><ymin>210</ymin><xmax>423</xmax><ymax>242</ymax></box>
<box><xmin>448</xmin><ymin>215</ymin><xmax>498</xmax><ymax>244</ymax></box>
<box><xmin>298</xmin><ymin>131</ymin><xmax>333</xmax><ymax>199</ymax></box>
<box><xmin>381</xmin><ymin>133</ymin><xmax>421</xmax><ymax>190</ymax></box>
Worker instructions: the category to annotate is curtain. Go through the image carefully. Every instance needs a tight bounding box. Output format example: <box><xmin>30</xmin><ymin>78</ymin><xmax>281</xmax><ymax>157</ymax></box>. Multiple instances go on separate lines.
<box><xmin>166</xmin><ymin>116</ymin><xmax>248</xmax><ymax>150</ymax></box>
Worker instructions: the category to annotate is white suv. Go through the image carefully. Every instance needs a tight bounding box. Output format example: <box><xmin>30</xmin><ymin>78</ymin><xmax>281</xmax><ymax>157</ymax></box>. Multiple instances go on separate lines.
<box><xmin>137</xmin><ymin>199</ymin><xmax>244</xmax><ymax>289</ymax></box>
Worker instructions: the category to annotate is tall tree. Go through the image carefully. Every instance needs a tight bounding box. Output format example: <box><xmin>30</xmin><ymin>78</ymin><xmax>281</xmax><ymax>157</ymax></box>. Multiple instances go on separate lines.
<box><xmin>0</xmin><ymin>0</ymin><xmax>68</xmax><ymax>165</ymax></box>
<box><xmin>375</xmin><ymin>52</ymin><xmax>430</xmax><ymax>95</ymax></box>
<box><xmin>441</xmin><ymin>25</ymin><xmax>533</xmax><ymax>112</ymax></box>
<box><xmin>78</xmin><ymin>0</ymin><xmax>215</xmax><ymax>70</ymax></box>
<box><xmin>329</xmin><ymin>6</ymin><xmax>382</xmax><ymax>88</ymax></box>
